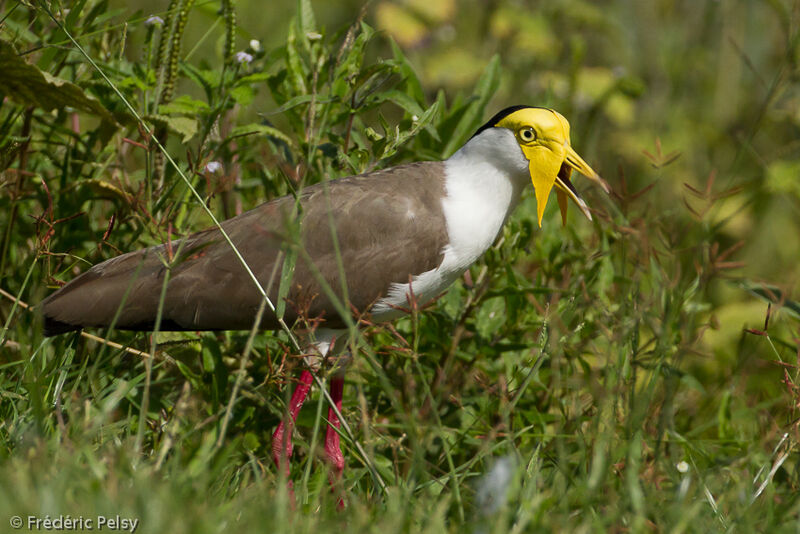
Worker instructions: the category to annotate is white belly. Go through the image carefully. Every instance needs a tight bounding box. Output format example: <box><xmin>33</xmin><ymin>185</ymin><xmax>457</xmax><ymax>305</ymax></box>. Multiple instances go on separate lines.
<box><xmin>370</xmin><ymin>263</ymin><xmax>463</xmax><ymax>322</ymax></box>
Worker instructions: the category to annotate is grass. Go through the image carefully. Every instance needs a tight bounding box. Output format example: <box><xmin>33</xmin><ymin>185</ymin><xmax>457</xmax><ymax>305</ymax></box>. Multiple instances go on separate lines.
<box><xmin>2</xmin><ymin>0</ymin><xmax>800</xmax><ymax>531</ymax></box>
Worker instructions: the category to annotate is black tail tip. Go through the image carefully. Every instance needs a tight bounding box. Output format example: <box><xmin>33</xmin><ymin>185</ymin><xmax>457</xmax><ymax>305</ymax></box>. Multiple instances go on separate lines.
<box><xmin>43</xmin><ymin>315</ymin><xmax>81</xmax><ymax>337</ymax></box>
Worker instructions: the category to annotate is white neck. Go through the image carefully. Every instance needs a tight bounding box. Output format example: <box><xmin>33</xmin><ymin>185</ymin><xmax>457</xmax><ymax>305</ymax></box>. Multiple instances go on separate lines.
<box><xmin>440</xmin><ymin>128</ymin><xmax>529</xmax><ymax>272</ymax></box>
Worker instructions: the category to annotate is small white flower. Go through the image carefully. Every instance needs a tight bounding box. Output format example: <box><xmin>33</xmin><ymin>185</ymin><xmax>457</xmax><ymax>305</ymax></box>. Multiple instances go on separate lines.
<box><xmin>411</xmin><ymin>114</ymin><xmax>419</xmax><ymax>122</ymax></box>
<box><xmin>205</xmin><ymin>161</ymin><xmax>222</xmax><ymax>173</ymax></box>
<box><xmin>145</xmin><ymin>15</ymin><xmax>164</xmax><ymax>27</ymax></box>
<box><xmin>249</xmin><ymin>39</ymin><xmax>261</xmax><ymax>52</ymax></box>
<box><xmin>676</xmin><ymin>461</ymin><xmax>689</xmax><ymax>473</ymax></box>
<box><xmin>235</xmin><ymin>51</ymin><xmax>253</xmax><ymax>65</ymax></box>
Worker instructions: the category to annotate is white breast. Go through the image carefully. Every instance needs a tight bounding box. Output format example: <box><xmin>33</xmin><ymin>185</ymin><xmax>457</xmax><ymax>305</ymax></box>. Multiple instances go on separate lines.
<box><xmin>371</xmin><ymin>129</ymin><xmax>529</xmax><ymax>321</ymax></box>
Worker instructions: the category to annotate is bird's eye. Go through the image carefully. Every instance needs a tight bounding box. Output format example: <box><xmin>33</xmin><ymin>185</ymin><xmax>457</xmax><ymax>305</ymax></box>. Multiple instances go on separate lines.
<box><xmin>519</xmin><ymin>127</ymin><xmax>536</xmax><ymax>142</ymax></box>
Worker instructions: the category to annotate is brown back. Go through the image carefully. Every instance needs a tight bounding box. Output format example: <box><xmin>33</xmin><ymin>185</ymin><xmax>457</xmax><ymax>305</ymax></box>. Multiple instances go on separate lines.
<box><xmin>42</xmin><ymin>162</ymin><xmax>449</xmax><ymax>334</ymax></box>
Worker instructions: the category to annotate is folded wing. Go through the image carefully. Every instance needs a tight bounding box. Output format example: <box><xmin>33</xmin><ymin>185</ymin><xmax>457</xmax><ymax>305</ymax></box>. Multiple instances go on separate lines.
<box><xmin>42</xmin><ymin>162</ymin><xmax>449</xmax><ymax>335</ymax></box>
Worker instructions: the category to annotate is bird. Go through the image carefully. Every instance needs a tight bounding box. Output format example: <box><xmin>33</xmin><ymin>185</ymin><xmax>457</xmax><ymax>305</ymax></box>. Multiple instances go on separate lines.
<box><xmin>41</xmin><ymin>105</ymin><xmax>608</xmax><ymax>497</ymax></box>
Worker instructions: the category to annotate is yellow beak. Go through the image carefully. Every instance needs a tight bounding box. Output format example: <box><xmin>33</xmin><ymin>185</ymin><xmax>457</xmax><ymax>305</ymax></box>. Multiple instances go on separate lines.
<box><xmin>527</xmin><ymin>143</ymin><xmax>608</xmax><ymax>227</ymax></box>
<box><xmin>564</xmin><ymin>145</ymin><xmax>609</xmax><ymax>195</ymax></box>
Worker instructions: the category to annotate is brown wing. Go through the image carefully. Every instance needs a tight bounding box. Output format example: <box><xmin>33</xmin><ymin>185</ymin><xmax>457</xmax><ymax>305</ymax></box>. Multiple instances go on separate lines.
<box><xmin>42</xmin><ymin>162</ymin><xmax>448</xmax><ymax>335</ymax></box>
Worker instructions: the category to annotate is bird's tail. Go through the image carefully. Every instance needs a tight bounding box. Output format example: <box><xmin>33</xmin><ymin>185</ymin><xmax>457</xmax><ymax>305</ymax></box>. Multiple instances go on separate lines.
<box><xmin>43</xmin><ymin>314</ymin><xmax>81</xmax><ymax>337</ymax></box>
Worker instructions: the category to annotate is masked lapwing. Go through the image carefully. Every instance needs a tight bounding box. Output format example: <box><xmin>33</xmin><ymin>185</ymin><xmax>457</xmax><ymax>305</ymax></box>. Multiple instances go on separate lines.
<box><xmin>41</xmin><ymin>105</ymin><xmax>608</xmax><ymax>493</ymax></box>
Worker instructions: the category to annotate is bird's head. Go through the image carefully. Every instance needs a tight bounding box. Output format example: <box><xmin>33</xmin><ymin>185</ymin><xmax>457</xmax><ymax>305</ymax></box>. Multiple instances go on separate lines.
<box><xmin>475</xmin><ymin>106</ymin><xmax>610</xmax><ymax>226</ymax></box>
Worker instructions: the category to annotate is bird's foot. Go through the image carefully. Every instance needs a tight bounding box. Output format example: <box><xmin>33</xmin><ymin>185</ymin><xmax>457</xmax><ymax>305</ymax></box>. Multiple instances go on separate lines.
<box><xmin>271</xmin><ymin>421</ymin><xmax>294</xmax><ymax>478</ymax></box>
<box><xmin>272</xmin><ymin>369</ymin><xmax>315</xmax><ymax>502</ymax></box>
<box><xmin>325</xmin><ymin>374</ymin><xmax>346</xmax><ymax>509</ymax></box>
<box><xmin>325</xmin><ymin>441</ymin><xmax>345</xmax><ymax>509</ymax></box>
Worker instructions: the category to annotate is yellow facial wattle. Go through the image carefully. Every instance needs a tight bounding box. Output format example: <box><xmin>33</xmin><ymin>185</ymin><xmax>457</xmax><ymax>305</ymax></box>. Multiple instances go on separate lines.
<box><xmin>523</xmin><ymin>143</ymin><xmax>565</xmax><ymax>225</ymax></box>
<box><xmin>495</xmin><ymin>107</ymin><xmax>609</xmax><ymax>226</ymax></box>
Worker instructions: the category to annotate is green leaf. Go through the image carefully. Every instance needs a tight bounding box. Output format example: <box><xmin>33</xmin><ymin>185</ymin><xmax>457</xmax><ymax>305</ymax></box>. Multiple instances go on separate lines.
<box><xmin>717</xmin><ymin>390</ymin><xmax>733</xmax><ymax>440</ymax></box>
<box><xmin>390</xmin><ymin>38</ymin><xmax>425</xmax><ymax>104</ymax></box>
<box><xmin>334</xmin><ymin>23</ymin><xmax>373</xmax><ymax>85</ymax></box>
<box><xmin>735</xmin><ymin>280</ymin><xmax>800</xmax><ymax>320</ymax></box>
<box><xmin>388</xmin><ymin>91</ymin><xmax>441</xmax><ymax>141</ymax></box>
<box><xmin>475</xmin><ymin>296</ymin><xmax>506</xmax><ymax>340</ymax></box>
<box><xmin>354</xmin><ymin>62</ymin><xmax>399</xmax><ymax>108</ymax></box>
<box><xmin>166</xmin><ymin>116</ymin><xmax>198</xmax><ymax>142</ymax></box>
<box><xmin>179</xmin><ymin>63</ymin><xmax>219</xmax><ymax>102</ymax></box>
<box><xmin>229</xmin><ymin>84</ymin><xmax>255</xmax><ymax>106</ymax></box>
<box><xmin>380</xmin><ymin>89</ymin><xmax>425</xmax><ymax>117</ymax></box>
<box><xmin>382</xmin><ymin>100</ymin><xmax>441</xmax><ymax>156</ymax></box>
<box><xmin>229</xmin><ymin>123</ymin><xmax>294</xmax><ymax>147</ymax></box>
<box><xmin>236</xmin><ymin>72</ymin><xmax>272</xmax><ymax>85</ymax></box>
<box><xmin>146</xmin><ymin>114</ymin><xmax>198</xmax><ymax>142</ymax></box>
<box><xmin>285</xmin><ymin>23</ymin><xmax>308</xmax><ymax>95</ymax></box>
<box><xmin>36</xmin><ymin>0</ymin><xmax>88</xmax><ymax>71</ymax></box>
<box><xmin>0</xmin><ymin>141</ymin><xmax>23</xmax><ymax>172</ymax></box>
<box><xmin>263</xmin><ymin>94</ymin><xmax>334</xmax><ymax>116</ymax></box>
<box><xmin>0</xmin><ymin>17</ymin><xmax>39</xmax><ymax>44</ymax></box>
<box><xmin>157</xmin><ymin>95</ymin><xmax>210</xmax><ymax>115</ymax></box>
<box><xmin>296</xmin><ymin>0</ymin><xmax>317</xmax><ymax>35</ymax></box>
<box><xmin>0</xmin><ymin>39</ymin><xmax>118</xmax><ymax>126</ymax></box>
<box><xmin>64</xmin><ymin>0</ymin><xmax>87</xmax><ymax>30</ymax></box>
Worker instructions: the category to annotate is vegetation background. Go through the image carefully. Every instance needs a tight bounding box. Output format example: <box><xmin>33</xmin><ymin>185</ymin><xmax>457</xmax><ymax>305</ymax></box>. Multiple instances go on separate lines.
<box><xmin>1</xmin><ymin>0</ymin><xmax>800</xmax><ymax>531</ymax></box>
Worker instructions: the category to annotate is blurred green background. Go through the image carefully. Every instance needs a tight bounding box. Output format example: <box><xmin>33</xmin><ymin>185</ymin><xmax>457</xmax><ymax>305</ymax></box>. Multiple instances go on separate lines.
<box><xmin>118</xmin><ymin>0</ymin><xmax>800</xmax><ymax>280</ymax></box>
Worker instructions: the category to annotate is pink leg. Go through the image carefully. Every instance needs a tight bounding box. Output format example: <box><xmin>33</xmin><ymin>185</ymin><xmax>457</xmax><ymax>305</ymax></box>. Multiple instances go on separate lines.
<box><xmin>325</xmin><ymin>374</ymin><xmax>346</xmax><ymax>507</ymax></box>
<box><xmin>272</xmin><ymin>370</ymin><xmax>314</xmax><ymax>478</ymax></box>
